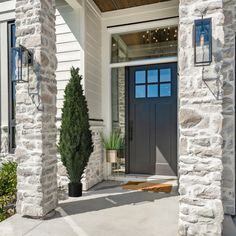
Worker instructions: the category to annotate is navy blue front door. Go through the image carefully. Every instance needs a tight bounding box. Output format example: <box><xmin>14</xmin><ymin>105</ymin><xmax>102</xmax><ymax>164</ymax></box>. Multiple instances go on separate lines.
<box><xmin>126</xmin><ymin>63</ymin><xmax>177</xmax><ymax>175</ymax></box>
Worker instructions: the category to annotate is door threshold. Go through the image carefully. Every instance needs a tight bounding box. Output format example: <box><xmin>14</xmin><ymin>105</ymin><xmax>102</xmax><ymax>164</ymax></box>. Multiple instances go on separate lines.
<box><xmin>108</xmin><ymin>173</ymin><xmax>178</xmax><ymax>186</ymax></box>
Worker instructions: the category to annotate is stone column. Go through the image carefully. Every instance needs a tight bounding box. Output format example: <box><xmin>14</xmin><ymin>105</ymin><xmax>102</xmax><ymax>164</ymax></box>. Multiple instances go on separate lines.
<box><xmin>15</xmin><ymin>0</ymin><xmax>58</xmax><ymax>217</ymax></box>
<box><xmin>221</xmin><ymin>0</ymin><xmax>235</xmax><ymax>216</ymax></box>
<box><xmin>178</xmin><ymin>1</ymin><xmax>225</xmax><ymax>235</ymax></box>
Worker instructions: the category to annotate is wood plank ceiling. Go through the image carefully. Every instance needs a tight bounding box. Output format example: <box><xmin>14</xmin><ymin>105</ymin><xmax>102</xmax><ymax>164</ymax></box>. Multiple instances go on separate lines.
<box><xmin>93</xmin><ymin>0</ymin><xmax>170</xmax><ymax>12</ymax></box>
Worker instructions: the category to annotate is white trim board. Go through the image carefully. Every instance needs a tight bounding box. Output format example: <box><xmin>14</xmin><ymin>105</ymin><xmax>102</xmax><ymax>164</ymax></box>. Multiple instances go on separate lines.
<box><xmin>0</xmin><ymin>0</ymin><xmax>15</xmax><ymax>13</ymax></box>
<box><xmin>64</xmin><ymin>0</ymin><xmax>82</xmax><ymax>9</ymax></box>
<box><xmin>110</xmin><ymin>57</ymin><xmax>178</xmax><ymax>68</ymax></box>
<box><xmin>102</xmin><ymin>0</ymin><xmax>178</xmax><ymax>28</ymax></box>
<box><xmin>0</xmin><ymin>21</ymin><xmax>9</xmax><ymax>127</ymax></box>
<box><xmin>0</xmin><ymin>0</ymin><xmax>15</xmax><ymax>22</ymax></box>
<box><xmin>107</xmin><ymin>17</ymin><xmax>179</xmax><ymax>35</ymax></box>
<box><xmin>101</xmin><ymin>0</ymin><xmax>179</xmax><ymax>20</ymax></box>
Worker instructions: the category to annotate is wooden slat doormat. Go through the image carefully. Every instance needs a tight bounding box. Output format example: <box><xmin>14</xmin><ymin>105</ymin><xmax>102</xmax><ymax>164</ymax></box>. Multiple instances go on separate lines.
<box><xmin>122</xmin><ymin>181</ymin><xmax>172</xmax><ymax>193</ymax></box>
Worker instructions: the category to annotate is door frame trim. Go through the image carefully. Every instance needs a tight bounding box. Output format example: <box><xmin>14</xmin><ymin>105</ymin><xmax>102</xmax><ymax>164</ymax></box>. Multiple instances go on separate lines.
<box><xmin>125</xmin><ymin>66</ymin><xmax>130</xmax><ymax>174</ymax></box>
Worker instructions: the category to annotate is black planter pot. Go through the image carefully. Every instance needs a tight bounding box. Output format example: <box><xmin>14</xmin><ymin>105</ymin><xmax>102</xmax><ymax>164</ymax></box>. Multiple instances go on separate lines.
<box><xmin>68</xmin><ymin>182</ymin><xmax>82</xmax><ymax>197</ymax></box>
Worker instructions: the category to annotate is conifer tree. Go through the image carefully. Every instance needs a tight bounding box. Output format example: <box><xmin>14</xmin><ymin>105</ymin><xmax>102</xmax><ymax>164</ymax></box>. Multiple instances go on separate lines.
<box><xmin>59</xmin><ymin>67</ymin><xmax>93</xmax><ymax>184</ymax></box>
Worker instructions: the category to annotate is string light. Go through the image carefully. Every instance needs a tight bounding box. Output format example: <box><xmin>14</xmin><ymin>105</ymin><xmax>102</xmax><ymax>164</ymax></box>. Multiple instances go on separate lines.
<box><xmin>140</xmin><ymin>26</ymin><xmax>178</xmax><ymax>44</ymax></box>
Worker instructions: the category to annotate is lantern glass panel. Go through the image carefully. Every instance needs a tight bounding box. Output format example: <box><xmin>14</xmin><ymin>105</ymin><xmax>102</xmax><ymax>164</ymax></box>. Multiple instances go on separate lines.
<box><xmin>11</xmin><ymin>45</ymin><xmax>32</xmax><ymax>83</ymax></box>
<box><xmin>194</xmin><ymin>18</ymin><xmax>212</xmax><ymax>65</ymax></box>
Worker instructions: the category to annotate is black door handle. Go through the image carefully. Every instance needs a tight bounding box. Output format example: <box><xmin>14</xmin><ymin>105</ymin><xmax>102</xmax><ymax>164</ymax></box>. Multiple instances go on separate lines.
<box><xmin>129</xmin><ymin>121</ymin><xmax>133</xmax><ymax>141</ymax></box>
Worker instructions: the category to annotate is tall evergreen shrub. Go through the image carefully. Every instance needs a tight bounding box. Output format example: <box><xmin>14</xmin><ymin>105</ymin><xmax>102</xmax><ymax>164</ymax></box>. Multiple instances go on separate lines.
<box><xmin>59</xmin><ymin>67</ymin><xmax>93</xmax><ymax>184</ymax></box>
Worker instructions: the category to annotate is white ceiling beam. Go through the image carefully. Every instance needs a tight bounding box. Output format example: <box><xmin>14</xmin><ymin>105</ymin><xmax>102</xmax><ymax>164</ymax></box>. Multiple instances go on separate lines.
<box><xmin>0</xmin><ymin>0</ymin><xmax>15</xmax><ymax>13</ymax></box>
<box><xmin>64</xmin><ymin>0</ymin><xmax>82</xmax><ymax>9</ymax></box>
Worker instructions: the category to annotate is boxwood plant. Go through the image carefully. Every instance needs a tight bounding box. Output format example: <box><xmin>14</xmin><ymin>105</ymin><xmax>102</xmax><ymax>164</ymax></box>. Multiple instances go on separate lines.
<box><xmin>0</xmin><ymin>161</ymin><xmax>17</xmax><ymax>222</ymax></box>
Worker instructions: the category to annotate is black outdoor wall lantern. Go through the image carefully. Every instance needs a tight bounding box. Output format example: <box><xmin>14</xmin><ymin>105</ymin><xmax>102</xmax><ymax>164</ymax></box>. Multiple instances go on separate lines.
<box><xmin>12</xmin><ymin>44</ymin><xmax>33</xmax><ymax>83</ymax></box>
<box><xmin>194</xmin><ymin>17</ymin><xmax>212</xmax><ymax>66</ymax></box>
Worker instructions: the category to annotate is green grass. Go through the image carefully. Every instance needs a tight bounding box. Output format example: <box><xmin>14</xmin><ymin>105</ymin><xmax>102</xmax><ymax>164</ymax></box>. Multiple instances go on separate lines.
<box><xmin>101</xmin><ymin>131</ymin><xmax>124</xmax><ymax>150</ymax></box>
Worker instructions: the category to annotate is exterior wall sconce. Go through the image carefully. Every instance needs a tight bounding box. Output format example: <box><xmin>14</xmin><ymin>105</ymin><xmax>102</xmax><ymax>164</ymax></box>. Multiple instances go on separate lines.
<box><xmin>194</xmin><ymin>17</ymin><xmax>212</xmax><ymax>65</ymax></box>
<box><xmin>12</xmin><ymin>45</ymin><xmax>33</xmax><ymax>83</ymax></box>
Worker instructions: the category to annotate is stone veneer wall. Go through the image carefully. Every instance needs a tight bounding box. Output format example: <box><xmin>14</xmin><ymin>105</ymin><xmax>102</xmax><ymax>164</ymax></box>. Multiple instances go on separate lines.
<box><xmin>112</xmin><ymin>67</ymin><xmax>125</xmax><ymax>136</ymax></box>
<box><xmin>15</xmin><ymin>0</ymin><xmax>58</xmax><ymax>217</ymax></box>
<box><xmin>118</xmin><ymin>68</ymin><xmax>125</xmax><ymax>136</ymax></box>
<box><xmin>0</xmin><ymin>126</ymin><xmax>10</xmax><ymax>162</ymax></box>
<box><xmin>221</xmin><ymin>0</ymin><xmax>236</xmax><ymax>215</ymax></box>
<box><xmin>82</xmin><ymin>124</ymin><xmax>104</xmax><ymax>190</ymax></box>
<box><xmin>178</xmin><ymin>0</ymin><xmax>235</xmax><ymax>235</ymax></box>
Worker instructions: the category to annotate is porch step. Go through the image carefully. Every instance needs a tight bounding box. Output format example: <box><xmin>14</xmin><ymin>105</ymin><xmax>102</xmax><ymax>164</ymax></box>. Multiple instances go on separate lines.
<box><xmin>108</xmin><ymin>174</ymin><xmax>178</xmax><ymax>194</ymax></box>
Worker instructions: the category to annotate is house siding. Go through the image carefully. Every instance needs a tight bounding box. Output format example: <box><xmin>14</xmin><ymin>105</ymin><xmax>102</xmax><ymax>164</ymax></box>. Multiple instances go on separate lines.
<box><xmin>0</xmin><ymin>1</ymin><xmax>15</xmax><ymax>162</ymax></box>
<box><xmin>85</xmin><ymin>2</ymin><xmax>102</xmax><ymax>120</ymax></box>
<box><xmin>55</xmin><ymin>1</ymin><xmax>104</xmax><ymax>195</ymax></box>
<box><xmin>55</xmin><ymin>5</ymin><xmax>83</xmax><ymax>120</ymax></box>
<box><xmin>81</xmin><ymin>1</ymin><xmax>104</xmax><ymax>190</ymax></box>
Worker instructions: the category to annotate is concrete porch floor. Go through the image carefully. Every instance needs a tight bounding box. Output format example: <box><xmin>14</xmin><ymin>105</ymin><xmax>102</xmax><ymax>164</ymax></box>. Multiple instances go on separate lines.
<box><xmin>0</xmin><ymin>181</ymin><xmax>179</xmax><ymax>236</ymax></box>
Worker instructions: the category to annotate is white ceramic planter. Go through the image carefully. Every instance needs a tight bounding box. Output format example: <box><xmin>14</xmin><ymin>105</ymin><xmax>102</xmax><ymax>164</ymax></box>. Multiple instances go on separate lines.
<box><xmin>106</xmin><ymin>150</ymin><xmax>118</xmax><ymax>163</ymax></box>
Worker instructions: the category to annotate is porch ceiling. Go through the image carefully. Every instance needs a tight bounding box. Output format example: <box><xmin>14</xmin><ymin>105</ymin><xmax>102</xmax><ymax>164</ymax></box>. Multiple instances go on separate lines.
<box><xmin>93</xmin><ymin>0</ymin><xmax>170</xmax><ymax>12</ymax></box>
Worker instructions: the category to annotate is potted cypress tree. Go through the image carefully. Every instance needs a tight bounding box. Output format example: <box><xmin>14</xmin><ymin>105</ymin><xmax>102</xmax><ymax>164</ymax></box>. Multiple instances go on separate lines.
<box><xmin>59</xmin><ymin>67</ymin><xmax>93</xmax><ymax>197</ymax></box>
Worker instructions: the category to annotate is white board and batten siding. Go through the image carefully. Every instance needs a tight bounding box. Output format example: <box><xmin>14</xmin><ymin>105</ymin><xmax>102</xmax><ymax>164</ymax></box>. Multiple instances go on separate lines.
<box><xmin>0</xmin><ymin>1</ymin><xmax>15</xmax><ymax>129</ymax></box>
<box><xmin>55</xmin><ymin>6</ymin><xmax>83</xmax><ymax>122</ymax></box>
<box><xmin>55</xmin><ymin>1</ymin><xmax>103</xmax><ymax>123</ymax></box>
<box><xmin>84</xmin><ymin>2</ymin><xmax>102</xmax><ymax>120</ymax></box>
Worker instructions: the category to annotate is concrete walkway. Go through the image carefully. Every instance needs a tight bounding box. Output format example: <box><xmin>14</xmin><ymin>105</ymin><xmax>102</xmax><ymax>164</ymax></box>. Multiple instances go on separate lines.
<box><xmin>0</xmin><ymin>181</ymin><xmax>179</xmax><ymax>236</ymax></box>
<box><xmin>223</xmin><ymin>215</ymin><xmax>236</xmax><ymax>236</ymax></box>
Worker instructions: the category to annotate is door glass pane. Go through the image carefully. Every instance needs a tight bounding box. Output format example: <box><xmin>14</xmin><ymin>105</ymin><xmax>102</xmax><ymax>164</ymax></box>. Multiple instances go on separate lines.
<box><xmin>147</xmin><ymin>69</ymin><xmax>158</xmax><ymax>83</ymax></box>
<box><xmin>135</xmin><ymin>85</ymin><xmax>146</xmax><ymax>98</ymax></box>
<box><xmin>148</xmin><ymin>84</ymin><xmax>158</xmax><ymax>98</ymax></box>
<box><xmin>160</xmin><ymin>83</ymin><xmax>171</xmax><ymax>97</ymax></box>
<box><xmin>160</xmin><ymin>68</ymin><xmax>171</xmax><ymax>82</ymax></box>
<box><xmin>135</xmin><ymin>71</ymin><xmax>145</xmax><ymax>84</ymax></box>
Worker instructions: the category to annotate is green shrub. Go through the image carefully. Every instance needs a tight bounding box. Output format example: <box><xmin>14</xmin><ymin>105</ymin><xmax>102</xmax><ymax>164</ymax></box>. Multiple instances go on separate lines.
<box><xmin>59</xmin><ymin>67</ymin><xmax>93</xmax><ymax>184</ymax></box>
<box><xmin>0</xmin><ymin>161</ymin><xmax>17</xmax><ymax>222</ymax></box>
<box><xmin>0</xmin><ymin>162</ymin><xmax>17</xmax><ymax>196</ymax></box>
<box><xmin>101</xmin><ymin>131</ymin><xmax>124</xmax><ymax>150</ymax></box>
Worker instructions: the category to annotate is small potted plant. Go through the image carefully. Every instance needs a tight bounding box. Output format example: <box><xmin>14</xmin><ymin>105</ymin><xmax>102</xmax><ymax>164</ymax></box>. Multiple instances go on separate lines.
<box><xmin>101</xmin><ymin>131</ymin><xmax>124</xmax><ymax>163</ymax></box>
<box><xmin>59</xmin><ymin>67</ymin><xmax>93</xmax><ymax>197</ymax></box>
